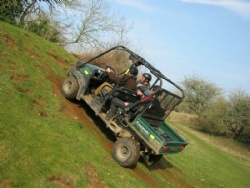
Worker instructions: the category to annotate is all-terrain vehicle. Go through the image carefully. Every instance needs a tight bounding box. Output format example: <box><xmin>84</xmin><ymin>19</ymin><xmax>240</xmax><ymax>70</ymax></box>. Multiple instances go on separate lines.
<box><xmin>62</xmin><ymin>46</ymin><xmax>188</xmax><ymax>167</ymax></box>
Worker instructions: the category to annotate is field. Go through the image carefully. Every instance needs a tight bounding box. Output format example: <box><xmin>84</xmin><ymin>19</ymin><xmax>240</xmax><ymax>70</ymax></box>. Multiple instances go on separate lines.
<box><xmin>0</xmin><ymin>21</ymin><xmax>249</xmax><ymax>188</ymax></box>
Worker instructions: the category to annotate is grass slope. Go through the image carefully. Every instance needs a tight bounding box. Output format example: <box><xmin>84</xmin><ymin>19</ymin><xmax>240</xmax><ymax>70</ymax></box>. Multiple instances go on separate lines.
<box><xmin>0</xmin><ymin>21</ymin><xmax>249</xmax><ymax>188</ymax></box>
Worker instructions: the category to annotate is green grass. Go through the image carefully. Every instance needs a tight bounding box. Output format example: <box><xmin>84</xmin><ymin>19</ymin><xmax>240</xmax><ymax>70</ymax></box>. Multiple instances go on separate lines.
<box><xmin>0</xmin><ymin>21</ymin><xmax>150</xmax><ymax>188</ymax></box>
<box><xmin>167</xmin><ymin>120</ymin><xmax>250</xmax><ymax>188</ymax></box>
<box><xmin>1</xmin><ymin>21</ymin><xmax>250</xmax><ymax>187</ymax></box>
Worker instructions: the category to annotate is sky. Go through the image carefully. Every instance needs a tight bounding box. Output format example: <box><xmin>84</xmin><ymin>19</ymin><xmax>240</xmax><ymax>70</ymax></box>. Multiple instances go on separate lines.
<box><xmin>110</xmin><ymin>0</ymin><xmax>250</xmax><ymax>95</ymax></box>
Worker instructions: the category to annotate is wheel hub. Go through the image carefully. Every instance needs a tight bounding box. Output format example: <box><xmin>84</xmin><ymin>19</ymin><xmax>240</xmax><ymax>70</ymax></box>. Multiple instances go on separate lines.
<box><xmin>122</xmin><ymin>147</ymin><xmax>129</xmax><ymax>155</ymax></box>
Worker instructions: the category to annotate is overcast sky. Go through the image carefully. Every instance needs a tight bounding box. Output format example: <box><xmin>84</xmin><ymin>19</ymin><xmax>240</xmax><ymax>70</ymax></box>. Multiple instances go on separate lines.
<box><xmin>110</xmin><ymin>0</ymin><xmax>250</xmax><ymax>95</ymax></box>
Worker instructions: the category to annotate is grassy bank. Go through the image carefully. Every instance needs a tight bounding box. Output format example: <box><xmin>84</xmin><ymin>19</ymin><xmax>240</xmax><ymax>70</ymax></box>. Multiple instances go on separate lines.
<box><xmin>0</xmin><ymin>21</ymin><xmax>249</xmax><ymax>187</ymax></box>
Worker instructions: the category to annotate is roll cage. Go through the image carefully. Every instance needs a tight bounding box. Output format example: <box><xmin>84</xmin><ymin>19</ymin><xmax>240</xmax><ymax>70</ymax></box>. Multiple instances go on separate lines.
<box><xmin>77</xmin><ymin>45</ymin><xmax>185</xmax><ymax>120</ymax></box>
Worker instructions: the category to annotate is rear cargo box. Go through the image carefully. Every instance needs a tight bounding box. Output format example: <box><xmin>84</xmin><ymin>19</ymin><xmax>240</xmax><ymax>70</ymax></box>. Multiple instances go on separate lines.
<box><xmin>130</xmin><ymin>116</ymin><xmax>188</xmax><ymax>154</ymax></box>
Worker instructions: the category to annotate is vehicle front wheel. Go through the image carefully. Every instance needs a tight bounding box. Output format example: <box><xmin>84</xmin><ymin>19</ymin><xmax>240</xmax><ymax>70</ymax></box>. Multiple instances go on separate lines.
<box><xmin>62</xmin><ymin>75</ymin><xmax>79</xmax><ymax>100</ymax></box>
<box><xmin>112</xmin><ymin>137</ymin><xmax>140</xmax><ymax>168</ymax></box>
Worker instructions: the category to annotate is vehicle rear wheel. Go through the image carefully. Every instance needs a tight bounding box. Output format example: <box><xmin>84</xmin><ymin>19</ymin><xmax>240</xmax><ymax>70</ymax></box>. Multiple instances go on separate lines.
<box><xmin>112</xmin><ymin>137</ymin><xmax>140</xmax><ymax>168</ymax></box>
<box><xmin>62</xmin><ymin>76</ymin><xmax>79</xmax><ymax>100</ymax></box>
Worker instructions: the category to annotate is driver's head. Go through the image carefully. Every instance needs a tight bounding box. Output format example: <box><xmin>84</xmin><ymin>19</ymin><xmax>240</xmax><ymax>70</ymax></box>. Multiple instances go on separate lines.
<box><xmin>129</xmin><ymin>67</ymin><xmax>138</xmax><ymax>76</ymax></box>
<box><xmin>106</xmin><ymin>66</ymin><xmax>114</xmax><ymax>73</ymax></box>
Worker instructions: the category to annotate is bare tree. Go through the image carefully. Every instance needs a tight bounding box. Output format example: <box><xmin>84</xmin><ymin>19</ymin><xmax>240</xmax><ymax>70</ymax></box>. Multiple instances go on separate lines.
<box><xmin>16</xmin><ymin>0</ymin><xmax>81</xmax><ymax>26</ymax></box>
<box><xmin>3</xmin><ymin>0</ymin><xmax>133</xmax><ymax>51</ymax></box>
<box><xmin>61</xmin><ymin>0</ymin><xmax>132</xmax><ymax>49</ymax></box>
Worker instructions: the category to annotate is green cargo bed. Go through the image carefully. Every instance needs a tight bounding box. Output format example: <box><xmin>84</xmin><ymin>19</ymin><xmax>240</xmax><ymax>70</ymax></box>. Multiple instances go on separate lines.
<box><xmin>131</xmin><ymin>116</ymin><xmax>188</xmax><ymax>155</ymax></box>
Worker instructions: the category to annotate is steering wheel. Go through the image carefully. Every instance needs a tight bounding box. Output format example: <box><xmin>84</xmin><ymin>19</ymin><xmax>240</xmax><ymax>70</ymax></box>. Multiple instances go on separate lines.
<box><xmin>100</xmin><ymin>71</ymin><xmax>109</xmax><ymax>80</ymax></box>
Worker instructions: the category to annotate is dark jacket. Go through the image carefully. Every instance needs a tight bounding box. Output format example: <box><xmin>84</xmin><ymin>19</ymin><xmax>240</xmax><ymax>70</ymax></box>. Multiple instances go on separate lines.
<box><xmin>108</xmin><ymin>72</ymin><xmax>137</xmax><ymax>90</ymax></box>
<box><xmin>136</xmin><ymin>81</ymin><xmax>151</xmax><ymax>97</ymax></box>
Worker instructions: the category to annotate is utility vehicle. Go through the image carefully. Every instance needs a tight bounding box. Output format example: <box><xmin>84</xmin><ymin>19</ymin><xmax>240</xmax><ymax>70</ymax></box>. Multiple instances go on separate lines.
<box><xmin>62</xmin><ymin>46</ymin><xmax>188</xmax><ymax>167</ymax></box>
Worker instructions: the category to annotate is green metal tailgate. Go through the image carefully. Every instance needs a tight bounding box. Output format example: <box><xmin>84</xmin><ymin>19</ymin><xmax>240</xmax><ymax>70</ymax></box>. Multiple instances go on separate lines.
<box><xmin>130</xmin><ymin>116</ymin><xmax>188</xmax><ymax>154</ymax></box>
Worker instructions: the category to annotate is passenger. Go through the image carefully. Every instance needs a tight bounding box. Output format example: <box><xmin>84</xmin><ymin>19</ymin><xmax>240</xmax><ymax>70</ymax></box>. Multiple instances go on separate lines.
<box><xmin>137</xmin><ymin>73</ymin><xmax>151</xmax><ymax>87</ymax></box>
<box><xmin>136</xmin><ymin>73</ymin><xmax>152</xmax><ymax>97</ymax></box>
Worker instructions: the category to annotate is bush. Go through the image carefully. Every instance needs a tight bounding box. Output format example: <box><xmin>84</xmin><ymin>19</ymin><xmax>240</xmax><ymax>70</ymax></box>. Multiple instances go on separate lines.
<box><xmin>79</xmin><ymin>48</ymin><xmax>131</xmax><ymax>73</ymax></box>
<box><xmin>197</xmin><ymin>97</ymin><xmax>228</xmax><ymax>135</ymax></box>
<box><xmin>0</xmin><ymin>0</ymin><xmax>23</xmax><ymax>25</ymax></box>
<box><xmin>224</xmin><ymin>90</ymin><xmax>250</xmax><ymax>141</ymax></box>
<box><xmin>181</xmin><ymin>75</ymin><xmax>222</xmax><ymax>116</ymax></box>
<box><xmin>196</xmin><ymin>90</ymin><xmax>250</xmax><ymax>143</ymax></box>
<box><xmin>25</xmin><ymin>18</ymin><xmax>62</xmax><ymax>43</ymax></box>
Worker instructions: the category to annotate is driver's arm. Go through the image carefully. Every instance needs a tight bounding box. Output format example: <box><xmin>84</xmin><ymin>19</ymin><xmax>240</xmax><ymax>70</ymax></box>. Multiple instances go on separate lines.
<box><xmin>107</xmin><ymin>71</ymin><xmax>120</xmax><ymax>84</ymax></box>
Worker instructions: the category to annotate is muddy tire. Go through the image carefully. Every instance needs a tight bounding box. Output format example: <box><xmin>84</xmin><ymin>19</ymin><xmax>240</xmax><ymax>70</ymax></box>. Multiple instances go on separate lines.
<box><xmin>62</xmin><ymin>76</ymin><xmax>79</xmax><ymax>100</ymax></box>
<box><xmin>112</xmin><ymin>137</ymin><xmax>140</xmax><ymax>168</ymax></box>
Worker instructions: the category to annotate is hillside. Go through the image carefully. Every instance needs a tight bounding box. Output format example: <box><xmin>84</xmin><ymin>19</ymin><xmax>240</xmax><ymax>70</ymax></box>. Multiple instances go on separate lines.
<box><xmin>0</xmin><ymin>21</ymin><xmax>250</xmax><ymax>188</ymax></box>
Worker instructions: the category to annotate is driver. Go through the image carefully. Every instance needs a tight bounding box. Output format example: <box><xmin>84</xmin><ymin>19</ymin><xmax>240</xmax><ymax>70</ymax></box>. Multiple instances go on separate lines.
<box><xmin>107</xmin><ymin>66</ymin><xmax>138</xmax><ymax>89</ymax></box>
<box><xmin>94</xmin><ymin>66</ymin><xmax>138</xmax><ymax>96</ymax></box>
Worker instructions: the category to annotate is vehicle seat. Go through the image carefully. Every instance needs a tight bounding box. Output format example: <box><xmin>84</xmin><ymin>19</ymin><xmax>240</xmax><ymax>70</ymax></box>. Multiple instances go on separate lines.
<box><xmin>112</xmin><ymin>87</ymin><xmax>141</xmax><ymax>103</ymax></box>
